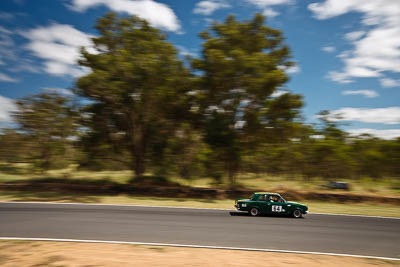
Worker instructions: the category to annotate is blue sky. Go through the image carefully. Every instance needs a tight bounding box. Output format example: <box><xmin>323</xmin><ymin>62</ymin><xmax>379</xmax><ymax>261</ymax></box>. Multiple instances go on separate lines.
<box><xmin>0</xmin><ymin>0</ymin><xmax>399</xmax><ymax>139</ymax></box>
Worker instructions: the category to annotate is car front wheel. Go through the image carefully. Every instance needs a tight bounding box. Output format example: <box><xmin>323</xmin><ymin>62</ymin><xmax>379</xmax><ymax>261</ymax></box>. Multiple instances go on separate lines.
<box><xmin>292</xmin><ymin>209</ymin><xmax>303</xmax><ymax>218</ymax></box>
<box><xmin>249</xmin><ymin>207</ymin><xmax>259</xmax><ymax>216</ymax></box>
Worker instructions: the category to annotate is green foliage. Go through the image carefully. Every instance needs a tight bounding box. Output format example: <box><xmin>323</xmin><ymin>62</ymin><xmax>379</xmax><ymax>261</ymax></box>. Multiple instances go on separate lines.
<box><xmin>2</xmin><ymin>93</ymin><xmax>78</xmax><ymax>171</ymax></box>
<box><xmin>1</xmin><ymin>13</ymin><xmax>399</xmax><ymax>184</ymax></box>
<box><xmin>75</xmin><ymin>13</ymin><xmax>192</xmax><ymax>176</ymax></box>
<box><xmin>351</xmin><ymin>136</ymin><xmax>400</xmax><ymax>179</ymax></box>
<box><xmin>193</xmin><ymin>14</ymin><xmax>303</xmax><ymax>184</ymax></box>
<box><xmin>0</xmin><ymin>129</ymin><xmax>30</xmax><ymax>163</ymax></box>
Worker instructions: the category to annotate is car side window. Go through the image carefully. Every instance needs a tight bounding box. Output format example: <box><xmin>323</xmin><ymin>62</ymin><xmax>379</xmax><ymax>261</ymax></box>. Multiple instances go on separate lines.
<box><xmin>257</xmin><ymin>194</ymin><xmax>266</xmax><ymax>201</ymax></box>
<box><xmin>268</xmin><ymin>195</ymin><xmax>281</xmax><ymax>203</ymax></box>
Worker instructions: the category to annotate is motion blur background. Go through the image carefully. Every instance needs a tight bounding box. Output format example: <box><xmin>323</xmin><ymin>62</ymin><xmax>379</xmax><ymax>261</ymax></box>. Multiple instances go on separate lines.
<box><xmin>0</xmin><ymin>0</ymin><xmax>399</xmax><ymax>201</ymax></box>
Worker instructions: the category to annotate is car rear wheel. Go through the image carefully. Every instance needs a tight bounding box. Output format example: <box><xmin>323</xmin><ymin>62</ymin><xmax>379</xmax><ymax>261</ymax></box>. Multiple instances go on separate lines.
<box><xmin>292</xmin><ymin>209</ymin><xmax>303</xmax><ymax>218</ymax></box>
<box><xmin>249</xmin><ymin>207</ymin><xmax>259</xmax><ymax>216</ymax></box>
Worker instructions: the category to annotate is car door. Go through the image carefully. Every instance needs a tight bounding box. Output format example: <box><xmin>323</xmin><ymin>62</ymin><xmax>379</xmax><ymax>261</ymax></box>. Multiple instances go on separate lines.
<box><xmin>254</xmin><ymin>194</ymin><xmax>269</xmax><ymax>214</ymax></box>
<box><xmin>268</xmin><ymin>195</ymin><xmax>288</xmax><ymax>215</ymax></box>
<box><xmin>264</xmin><ymin>194</ymin><xmax>274</xmax><ymax>215</ymax></box>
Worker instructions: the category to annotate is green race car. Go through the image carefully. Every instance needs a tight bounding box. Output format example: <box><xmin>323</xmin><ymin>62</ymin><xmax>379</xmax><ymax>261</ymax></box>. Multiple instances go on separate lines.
<box><xmin>235</xmin><ymin>192</ymin><xmax>308</xmax><ymax>218</ymax></box>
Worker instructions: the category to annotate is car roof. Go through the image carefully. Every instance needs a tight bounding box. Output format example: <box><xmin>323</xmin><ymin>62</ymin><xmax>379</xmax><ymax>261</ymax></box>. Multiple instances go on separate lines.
<box><xmin>254</xmin><ymin>192</ymin><xmax>280</xmax><ymax>195</ymax></box>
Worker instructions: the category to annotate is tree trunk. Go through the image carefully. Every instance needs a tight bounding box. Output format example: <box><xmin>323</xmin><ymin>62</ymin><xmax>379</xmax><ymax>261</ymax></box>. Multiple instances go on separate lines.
<box><xmin>227</xmin><ymin>154</ymin><xmax>239</xmax><ymax>187</ymax></box>
<box><xmin>228</xmin><ymin>164</ymin><xmax>235</xmax><ymax>186</ymax></box>
<box><xmin>131</xmin><ymin>118</ymin><xmax>146</xmax><ymax>177</ymax></box>
<box><xmin>134</xmin><ymin>151</ymin><xmax>145</xmax><ymax>176</ymax></box>
<box><xmin>41</xmin><ymin>144</ymin><xmax>51</xmax><ymax>171</ymax></box>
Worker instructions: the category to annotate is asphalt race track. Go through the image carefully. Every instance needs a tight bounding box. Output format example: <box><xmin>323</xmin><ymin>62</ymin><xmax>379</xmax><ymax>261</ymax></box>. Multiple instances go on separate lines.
<box><xmin>1</xmin><ymin>202</ymin><xmax>399</xmax><ymax>259</ymax></box>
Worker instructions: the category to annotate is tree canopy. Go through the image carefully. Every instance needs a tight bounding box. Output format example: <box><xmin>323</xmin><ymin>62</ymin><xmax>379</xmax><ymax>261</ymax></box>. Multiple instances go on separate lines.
<box><xmin>192</xmin><ymin>14</ymin><xmax>303</xmax><ymax>183</ymax></box>
<box><xmin>75</xmin><ymin>13</ymin><xmax>191</xmax><ymax>176</ymax></box>
<box><xmin>0</xmin><ymin>13</ymin><xmax>398</xmax><ymax>184</ymax></box>
<box><xmin>11</xmin><ymin>92</ymin><xmax>78</xmax><ymax>170</ymax></box>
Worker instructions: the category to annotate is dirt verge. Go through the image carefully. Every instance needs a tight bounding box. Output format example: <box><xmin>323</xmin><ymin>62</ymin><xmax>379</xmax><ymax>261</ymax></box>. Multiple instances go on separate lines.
<box><xmin>0</xmin><ymin>241</ymin><xmax>398</xmax><ymax>267</ymax></box>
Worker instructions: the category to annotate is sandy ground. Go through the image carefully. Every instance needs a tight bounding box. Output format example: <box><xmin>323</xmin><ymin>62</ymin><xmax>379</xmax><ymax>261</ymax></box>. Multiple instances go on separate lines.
<box><xmin>0</xmin><ymin>241</ymin><xmax>398</xmax><ymax>267</ymax></box>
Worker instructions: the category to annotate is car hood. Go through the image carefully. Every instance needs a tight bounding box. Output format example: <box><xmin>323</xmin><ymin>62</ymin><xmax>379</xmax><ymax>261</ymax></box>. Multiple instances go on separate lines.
<box><xmin>286</xmin><ymin>201</ymin><xmax>307</xmax><ymax>207</ymax></box>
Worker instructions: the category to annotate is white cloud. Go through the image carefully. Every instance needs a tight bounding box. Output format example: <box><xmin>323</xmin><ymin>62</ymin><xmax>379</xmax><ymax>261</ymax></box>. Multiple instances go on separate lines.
<box><xmin>342</xmin><ymin>90</ymin><xmax>378</xmax><ymax>98</ymax></box>
<box><xmin>271</xmin><ymin>90</ymin><xmax>288</xmax><ymax>97</ymax></box>
<box><xmin>0</xmin><ymin>25</ymin><xmax>39</xmax><ymax>77</ymax></box>
<box><xmin>309</xmin><ymin>0</ymin><xmax>400</xmax><ymax>83</ymax></box>
<box><xmin>69</xmin><ymin>0</ymin><xmax>181</xmax><ymax>32</ymax></box>
<box><xmin>344</xmin><ymin>31</ymin><xmax>365</xmax><ymax>41</ymax></box>
<box><xmin>278</xmin><ymin>63</ymin><xmax>301</xmax><ymax>74</ymax></box>
<box><xmin>8</xmin><ymin>59</ymin><xmax>41</xmax><ymax>74</ymax></box>
<box><xmin>380</xmin><ymin>78</ymin><xmax>400</xmax><ymax>88</ymax></box>
<box><xmin>22</xmin><ymin>23</ymin><xmax>94</xmax><ymax>77</ymax></box>
<box><xmin>0</xmin><ymin>25</ymin><xmax>16</xmax><ymax>63</ymax></box>
<box><xmin>193</xmin><ymin>0</ymin><xmax>230</xmax><ymax>16</ymax></box>
<box><xmin>347</xmin><ymin>128</ymin><xmax>400</xmax><ymax>140</ymax></box>
<box><xmin>175</xmin><ymin>45</ymin><xmax>197</xmax><ymax>57</ymax></box>
<box><xmin>247</xmin><ymin>0</ymin><xmax>293</xmax><ymax>7</ymax></box>
<box><xmin>246</xmin><ymin>0</ymin><xmax>293</xmax><ymax>18</ymax></box>
<box><xmin>0</xmin><ymin>72</ymin><xmax>18</xmax><ymax>83</ymax></box>
<box><xmin>322</xmin><ymin>46</ymin><xmax>335</xmax><ymax>53</ymax></box>
<box><xmin>308</xmin><ymin>0</ymin><xmax>398</xmax><ymax>22</ymax></box>
<box><xmin>0</xmin><ymin>95</ymin><xmax>17</xmax><ymax>122</ymax></box>
<box><xmin>328</xmin><ymin>107</ymin><xmax>400</xmax><ymax>125</ymax></box>
<box><xmin>286</xmin><ymin>64</ymin><xmax>300</xmax><ymax>74</ymax></box>
<box><xmin>326</xmin><ymin>71</ymin><xmax>353</xmax><ymax>83</ymax></box>
<box><xmin>263</xmin><ymin>8</ymin><xmax>279</xmax><ymax>18</ymax></box>
<box><xmin>337</xmin><ymin>50</ymin><xmax>350</xmax><ymax>59</ymax></box>
<box><xmin>0</xmin><ymin>26</ymin><xmax>11</xmax><ymax>35</ymax></box>
<box><xmin>42</xmin><ymin>87</ymin><xmax>74</xmax><ymax>96</ymax></box>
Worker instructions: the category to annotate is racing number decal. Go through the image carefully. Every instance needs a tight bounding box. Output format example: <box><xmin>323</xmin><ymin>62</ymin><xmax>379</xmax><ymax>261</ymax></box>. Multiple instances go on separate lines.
<box><xmin>272</xmin><ymin>205</ymin><xmax>283</xmax><ymax>212</ymax></box>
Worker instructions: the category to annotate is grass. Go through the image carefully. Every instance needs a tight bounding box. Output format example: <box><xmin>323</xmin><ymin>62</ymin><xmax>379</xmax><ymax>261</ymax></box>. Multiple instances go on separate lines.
<box><xmin>1</xmin><ymin>162</ymin><xmax>399</xmax><ymax>217</ymax></box>
<box><xmin>0</xmin><ymin>163</ymin><xmax>132</xmax><ymax>184</ymax></box>
<box><xmin>1</xmin><ymin>190</ymin><xmax>400</xmax><ymax>218</ymax></box>
<box><xmin>1</xmin><ymin>163</ymin><xmax>399</xmax><ymax>196</ymax></box>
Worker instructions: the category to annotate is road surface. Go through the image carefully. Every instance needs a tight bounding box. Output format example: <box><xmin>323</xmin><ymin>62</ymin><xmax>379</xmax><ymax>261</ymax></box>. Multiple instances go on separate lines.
<box><xmin>0</xmin><ymin>202</ymin><xmax>399</xmax><ymax>258</ymax></box>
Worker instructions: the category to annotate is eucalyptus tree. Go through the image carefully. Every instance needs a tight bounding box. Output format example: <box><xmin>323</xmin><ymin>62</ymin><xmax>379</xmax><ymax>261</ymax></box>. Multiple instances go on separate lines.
<box><xmin>76</xmin><ymin>13</ymin><xmax>191</xmax><ymax>177</ymax></box>
<box><xmin>192</xmin><ymin>14</ymin><xmax>303</xmax><ymax>184</ymax></box>
<box><xmin>13</xmin><ymin>92</ymin><xmax>78</xmax><ymax>170</ymax></box>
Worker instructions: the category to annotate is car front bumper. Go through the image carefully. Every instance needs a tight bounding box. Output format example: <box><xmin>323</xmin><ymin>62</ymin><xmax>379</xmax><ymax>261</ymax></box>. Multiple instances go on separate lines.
<box><xmin>235</xmin><ymin>205</ymin><xmax>244</xmax><ymax>211</ymax></box>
